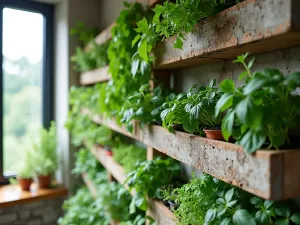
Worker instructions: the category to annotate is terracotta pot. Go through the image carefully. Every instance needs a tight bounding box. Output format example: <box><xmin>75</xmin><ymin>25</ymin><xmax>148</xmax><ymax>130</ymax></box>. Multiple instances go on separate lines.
<box><xmin>203</xmin><ymin>129</ymin><xmax>225</xmax><ymax>141</ymax></box>
<box><xmin>18</xmin><ymin>178</ymin><xmax>33</xmax><ymax>191</ymax></box>
<box><xmin>106</xmin><ymin>150</ymin><xmax>113</xmax><ymax>156</ymax></box>
<box><xmin>37</xmin><ymin>175</ymin><xmax>52</xmax><ymax>189</ymax></box>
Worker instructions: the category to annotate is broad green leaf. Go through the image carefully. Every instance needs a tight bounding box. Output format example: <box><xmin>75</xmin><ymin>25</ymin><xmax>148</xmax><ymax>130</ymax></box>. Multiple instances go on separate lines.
<box><xmin>235</xmin><ymin>96</ymin><xmax>262</xmax><ymax>130</ymax></box>
<box><xmin>220</xmin><ymin>79</ymin><xmax>235</xmax><ymax>93</ymax></box>
<box><xmin>190</xmin><ymin>103</ymin><xmax>203</xmax><ymax>119</ymax></box>
<box><xmin>131</xmin><ymin>59</ymin><xmax>139</xmax><ymax>77</ymax></box>
<box><xmin>263</xmin><ymin>200</ymin><xmax>273</xmax><ymax>209</ymax></box>
<box><xmin>220</xmin><ymin>218</ymin><xmax>231</xmax><ymax>225</ymax></box>
<box><xmin>136</xmin><ymin>18</ymin><xmax>148</xmax><ymax>33</ymax></box>
<box><xmin>205</xmin><ymin>209</ymin><xmax>217</xmax><ymax>223</ymax></box>
<box><xmin>233</xmin><ymin>209</ymin><xmax>256</xmax><ymax>225</ymax></box>
<box><xmin>286</xmin><ymin>72</ymin><xmax>300</xmax><ymax>90</ymax></box>
<box><xmin>225</xmin><ymin>188</ymin><xmax>234</xmax><ymax>203</ymax></box>
<box><xmin>248</xmin><ymin>57</ymin><xmax>255</xmax><ymax>69</ymax></box>
<box><xmin>250</xmin><ymin>196</ymin><xmax>262</xmax><ymax>207</ymax></box>
<box><xmin>274</xmin><ymin>219</ymin><xmax>289</xmax><ymax>225</ymax></box>
<box><xmin>132</xmin><ymin>34</ymin><xmax>141</xmax><ymax>47</ymax></box>
<box><xmin>138</xmin><ymin>40</ymin><xmax>148</xmax><ymax>62</ymax></box>
<box><xmin>140</xmin><ymin>60</ymin><xmax>149</xmax><ymax>75</ymax></box>
<box><xmin>173</xmin><ymin>37</ymin><xmax>183</xmax><ymax>49</ymax></box>
<box><xmin>243</xmin><ymin>73</ymin><xmax>267</xmax><ymax>95</ymax></box>
<box><xmin>291</xmin><ymin>213</ymin><xmax>300</xmax><ymax>224</ymax></box>
<box><xmin>215</xmin><ymin>93</ymin><xmax>234</xmax><ymax>116</ymax></box>
<box><xmin>217</xmin><ymin>198</ymin><xmax>226</xmax><ymax>205</ymax></box>
<box><xmin>275</xmin><ymin>207</ymin><xmax>291</xmax><ymax>218</ymax></box>
<box><xmin>239</xmin><ymin>71</ymin><xmax>249</xmax><ymax>81</ymax></box>
<box><xmin>255</xmin><ymin>210</ymin><xmax>270</xmax><ymax>225</ymax></box>
<box><xmin>153</xmin><ymin>4</ymin><xmax>164</xmax><ymax>13</ymax></box>
<box><xmin>222</xmin><ymin>110</ymin><xmax>234</xmax><ymax>141</ymax></box>
<box><xmin>183</xmin><ymin>115</ymin><xmax>199</xmax><ymax>133</ymax></box>
<box><xmin>152</xmin><ymin>5</ymin><xmax>164</xmax><ymax>23</ymax></box>
<box><xmin>240</xmin><ymin>129</ymin><xmax>266</xmax><ymax>154</ymax></box>
<box><xmin>129</xmin><ymin>199</ymin><xmax>136</xmax><ymax>214</ymax></box>
<box><xmin>209</xmin><ymin>79</ymin><xmax>216</xmax><ymax>88</ymax></box>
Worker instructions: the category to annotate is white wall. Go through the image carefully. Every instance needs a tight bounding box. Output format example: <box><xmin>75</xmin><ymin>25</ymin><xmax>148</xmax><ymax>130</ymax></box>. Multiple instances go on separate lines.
<box><xmin>54</xmin><ymin>0</ymin><xmax>102</xmax><ymax>191</ymax></box>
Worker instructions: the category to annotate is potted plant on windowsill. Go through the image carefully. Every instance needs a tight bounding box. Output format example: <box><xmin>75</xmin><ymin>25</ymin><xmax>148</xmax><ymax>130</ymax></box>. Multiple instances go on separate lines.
<box><xmin>31</xmin><ymin>121</ymin><xmax>58</xmax><ymax>189</ymax></box>
<box><xmin>16</xmin><ymin>165</ymin><xmax>33</xmax><ymax>191</ymax></box>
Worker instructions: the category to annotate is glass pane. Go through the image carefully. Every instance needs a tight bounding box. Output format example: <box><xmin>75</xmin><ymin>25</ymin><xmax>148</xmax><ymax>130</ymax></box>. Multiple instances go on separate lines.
<box><xmin>2</xmin><ymin>8</ymin><xmax>44</xmax><ymax>176</ymax></box>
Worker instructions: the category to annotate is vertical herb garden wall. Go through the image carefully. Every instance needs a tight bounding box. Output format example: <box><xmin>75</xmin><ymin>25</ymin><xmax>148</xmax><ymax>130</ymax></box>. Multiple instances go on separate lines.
<box><xmin>59</xmin><ymin>0</ymin><xmax>300</xmax><ymax>225</ymax></box>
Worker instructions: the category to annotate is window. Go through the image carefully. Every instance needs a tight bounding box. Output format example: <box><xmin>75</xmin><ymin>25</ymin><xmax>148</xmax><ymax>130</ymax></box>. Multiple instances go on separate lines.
<box><xmin>0</xmin><ymin>0</ymin><xmax>53</xmax><ymax>183</ymax></box>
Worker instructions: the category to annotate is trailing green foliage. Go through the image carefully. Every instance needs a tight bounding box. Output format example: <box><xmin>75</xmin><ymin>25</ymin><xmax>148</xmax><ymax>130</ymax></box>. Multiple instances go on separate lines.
<box><xmin>58</xmin><ymin>188</ymin><xmax>109</xmax><ymax>225</ymax></box>
<box><xmin>161</xmin><ymin>79</ymin><xmax>222</xmax><ymax>133</ymax></box>
<box><xmin>97</xmin><ymin>182</ymin><xmax>134</xmax><ymax>222</ymax></box>
<box><xmin>72</xmin><ymin>148</ymin><xmax>104</xmax><ymax>180</ymax></box>
<box><xmin>66</xmin><ymin>85</ymin><xmax>117</xmax><ymax>148</ymax></box>
<box><xmin>112</xmin><ymin>144</ymin><xmax>146</xmax><ymax>173</ymax></box>
<box><xmin>31</xmin><ymin>121</ymin><xmax>58</xmax><ymax>176</ymax></box>
<box><xmin>120</xmin><ymin>84</ymin><xmax>174</xmax><ymax>132</ymax></box>
<box><xmin>106</xmin><ymin>2</ymin><xmax>150</xmax><ymax>120</ymax></box>
<box><xmin>125</xmin><ymin>158</ymin><xmax>180</xmax><ymax>212</ymax></box>
<box><xmin>216</xmin><ymin>53</ymin><xmax>300</xmax><ymax>153</ymax></box>
<box><xmin>132</xmin><ymin>0</ymin><xmax>240</xmax><ymax>77</ymax></box>
<box><xmin>71</xmin><ymin>41</ymin><xmax>110</xmax><ymax>72</ymax></box>
<box><xmin>70</xmin><ymin>22</ymin><xmax>109</xmax><ymax>72</ymax></box>
<box><xmin>70</xmin><ymin>22</ymin><xmax>99</xmax><ymax>46</ymax></box>
<box><xmin>167</xmin><ymin>174</ymin><xmax>300</xmax><ymax>225</ymax></box>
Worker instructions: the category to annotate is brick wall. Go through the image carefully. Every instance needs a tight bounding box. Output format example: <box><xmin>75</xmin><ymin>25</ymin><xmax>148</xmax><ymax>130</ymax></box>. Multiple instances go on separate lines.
<box><xmin>0</xmin><ymin>197</ymin><xmax>64</xmax><ymax>225</ymax></box>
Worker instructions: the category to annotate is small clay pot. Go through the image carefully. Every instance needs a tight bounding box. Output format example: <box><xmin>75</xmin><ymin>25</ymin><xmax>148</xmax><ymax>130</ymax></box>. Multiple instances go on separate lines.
<box><xmin>37</xmin><ymin>175</ymin><xmax>52</xmax><ymax>189</ymax></box>
<box><xmin>203</xmin><ymin>129</ymin><xmax>225</xmax><ymax>141</ymax></box>
<box><xmin>18</xmin><ymin>178</ymin><xmax>33</xmax><ymax>191</ymax></box>
<box><xmin>106</xmin><ymin>149</ymin><xmax>113</xmax><ymax>156</ymax></box>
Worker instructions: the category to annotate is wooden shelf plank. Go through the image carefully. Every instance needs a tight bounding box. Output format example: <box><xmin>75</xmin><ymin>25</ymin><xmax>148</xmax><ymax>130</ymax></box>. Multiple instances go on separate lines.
<box><xmin>86</xmin><ymin>146</ymin><xmax>176</xmax><ymax>225</ymax></box>
<box><xmin>82</xmin><ymin>173</ymin><xmax>97</xmax><ymax>197</ymax></box>
<box><xmin>0</xmin><ymin>185</ymin><xmax>67</xmax><ymax>209</ymax></box>
<box><xmin>153</xmin><ymin>0</ymin><xmax>300</xmax><ymax>69</ymax></box>
<box><xmin>85</xmin><ymin>23</ymin><xmax>115</xmax><ymax>52</ymax></box>
<box><xmin>80</xmin><ymin>66</ymin><xmax>110</xmax><ymax>85</ymax></box>
<box><xmin>82</xmin><ymin>173</ymin><xmax>120</xmax><ymax>225</ymax></box>
<box><xmin>147</xmin><ymin>199</ymin><xmax>176</xmax><ymax>225</ymax></box>
<box><xmin>90</xmin><ymin>146</ymin><xmax>128</xmax><ymax>187</ymax></box>
<box><xmin>81</xmin><ymin>108</ymin><xmax>300</xmax><ymax>200</ymax></box>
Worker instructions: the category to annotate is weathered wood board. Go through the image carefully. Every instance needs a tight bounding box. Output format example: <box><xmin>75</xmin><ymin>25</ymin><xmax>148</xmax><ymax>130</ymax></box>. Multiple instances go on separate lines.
<box><xmin>147</xmin><ymin>199</ymin><xmax>177</xmax><ymax>225</ymax></box>
<box><xmin>153</xmin><ymin>0</ymin><xmax>300</xmax><ymax>69</ymax></box>
<box><xmin>80</xmin><ymin>66</ymin><xmax>110</xmax><ymax>85</ymax></box>
<box><xmin>83</xmin><ymin>109</ymin><xmax>300</xmax><ymax>200</ymax></box>
<box><xmin>82</xmin><ymin>173</ymin><xmax>97</xmax><ymax>197</ymax></box>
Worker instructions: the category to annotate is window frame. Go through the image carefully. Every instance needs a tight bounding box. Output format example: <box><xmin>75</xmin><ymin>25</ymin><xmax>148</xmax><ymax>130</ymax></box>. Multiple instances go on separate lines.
<box><xmin>0</xmin><ymin>0</ymin><xmax>54</xmax><ymax>184</ymax></box>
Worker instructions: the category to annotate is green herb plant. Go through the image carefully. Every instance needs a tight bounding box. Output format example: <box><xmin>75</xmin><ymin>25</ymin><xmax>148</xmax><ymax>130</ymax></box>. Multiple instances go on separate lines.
<box><xmin>132</xmin><ymin>0</ymin><xmax>240</xmax><ymax>77</ymax></box>
<box><xmin>120</xmin><ymin>84</ymin><xmax>174</xmax><ymax>132</ymax></box>
<box><xmin>70</xmin><ymin>22</ymin><xmax>109</xmax><ymax>72</ymax></box>
<box><xmin>31</xmin><ymin>121</ymin><xmax>58</xmax><ymax>176</ymax></box>
<box><xmin>112</xmin><ymin>144</ymin><xmax>146</xmax><ymax>173</ymax></box>
<box><xmin>97</xmin><ymin>182</ymin><xmax>133</xmax><ymax>222</ymax></box>
<box><xmin>58</xmin><ymin>188</ymin><xmax>109</xmax><ymax>225</ymax></box>
<box><xmin>72</xmin><ymin>148</ymin><xmax>104</xmax><ymax>180</ymax></box>
<box><xmin>161</xmin><ymin>79</ymin><xmax>222</xmax><ymax>133</ymax></box>
<box><xmin>125</xmin><ymin>158</ymin><xmax>180</xmax><ymax>212</ymax></box>
<box><xmin>168</xmin><ymin>173</ymin><xmax>300</xmax><ymax>225</ymax></box>
<box><xmin>106</xmin><ymin>2</ymin><xmax>150</xmax><ymax>120</ymax></box>
<box><xmin>215</xmin><ymin>53</ymin><xmax>300</xmax><ymax>153</ymax></box>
